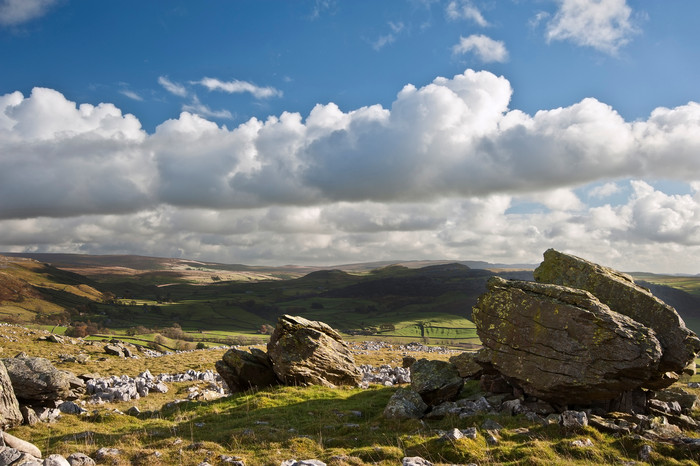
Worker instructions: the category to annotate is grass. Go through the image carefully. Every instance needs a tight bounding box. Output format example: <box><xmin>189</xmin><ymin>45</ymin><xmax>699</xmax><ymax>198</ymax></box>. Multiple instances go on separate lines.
<box><xmin>1</xmin><ymin>325</ymin><xmax>700</xmax><ymax>465</ymax></box>
<box><xmin>8</xmin><ymin>383</ymin><xmax>700</xmax><ymax>465</ymax></box>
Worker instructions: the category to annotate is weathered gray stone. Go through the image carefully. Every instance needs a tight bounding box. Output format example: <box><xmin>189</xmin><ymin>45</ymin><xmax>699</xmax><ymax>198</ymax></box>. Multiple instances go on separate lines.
<box><xmin>0</xmin><ymin>360</ymin><xmax>22</xmax><ymax>428</ymax></box>
<box><xmin>104</xmin><ymin>345</ymin><xmax>124</xmax><ymax>357</ymax></box>
<box><xmin>409</xmin><ymin>359</ymin><xmax>463</xmax><ymax>405</ymax></box>
<box><xmin>2</xmin><ymin>431</ymin><xmax>42</xmax><ymax>458</ymax></box>
<box><xmin>21</xmin><ymin>405</ymin><xmax>40</xmax><ymax>426</ymax></box>
<box><xmin>43</xmin><ymin>454</ymin><xmax>70</xmax><ymax>466</ymax></box>
<box><xmin>2</xmin><ymin>356</ymin><xmax>84</xmax><ymax>402</ymax></box>
<box><xmin>472</xmin><ymin>276</ymin><xmax>663</xmax><ymax>404</ymax></box>
<box><xmin>653</xmin><ymin>388</ymin><xmax>699</xmax><ymax>413</ymax></box>
<box><xmin>215</xmin><ymin>347</ymin><xmax>278</xmax><ymax>393</ymax></box>
<box><xmin>383</xmin><ymin>388</ymin><xmax>428</xmax><ymax>419</ymax></box>
<box><xmin>560</xmin><ymin>410</ymin><xmax>588</xmax><ymax>431</ymax></box>
<box><xmin>448</xmin><ymin>352</ymin><xmax>483</xmax><ymax>379</ymax></box>
<box><xmin>0</xmin><ymin>446</ymin><xmax>22</xmax><ymax>465</ymax></box>
<box><xmin>402</xmin><ymin>457</ymin><xmax>433</xmax><ymax>466</ymax></box>
<box><xmin>534</xmin><ymin>248</ymin><xmax>700</xmax><ymax>379</ymax></box>
<box><xmin>267</xmin><ymin>315</ymin><xmax>362</xmax><ymax>387</ymax></box>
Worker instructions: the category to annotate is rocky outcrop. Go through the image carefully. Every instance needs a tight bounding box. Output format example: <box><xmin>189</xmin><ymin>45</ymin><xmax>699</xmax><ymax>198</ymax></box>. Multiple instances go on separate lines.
<box><xmin>267</xmin><ymin>315</ymin><xmax>362</xmax><ymax>387</ymax></box>
<box><xmin>472</xmin><ymin>276</ymin><xmax>663</xmax><ymax>404</ymax></box>
<box><xmin>534</xmin><ymin>248</ymin><xmax>700</xmax><ymax>377</ymax></box>
<box><xmin>0</xmin><ymin>360</ymin><xmax>22</xmax><ymax>428</ymax></box>
<box><xmin>215</xmin><ymin>347</ymin><xmax>279</xmax><ymax>392</ymax></box>
<box><xmin>2</xmin><ymin>356</ymin><xmax>85</xmax><ymax>403</ymax></box>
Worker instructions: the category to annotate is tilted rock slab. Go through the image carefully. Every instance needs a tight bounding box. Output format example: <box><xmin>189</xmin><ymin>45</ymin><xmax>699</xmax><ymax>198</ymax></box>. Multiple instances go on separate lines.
<box><xmin>472</xmin><ymin>277</ymin><xmax>663</xmax><ymax>404</ymax></box>
<box><xmin>215</xmin><ymin>347</ymin><xmax>279</xmax><ymax>392</ymax></box>
<box><xmin>267</xmin><ymin>315</ymin><xmax>362</xmax><ymax>387</ymax></box>
<box><xmin>0</xmin><ymin>361</ymin><xmax>22</xmax><ymax>428</ymax></box>
<box><xmin>534</xmin><ymin>248</ymin><xmax>700</xmax><ymax>377</ymax></box>
<box><xmin>2</xmin><ymin>356</ymin><xmax>85</xmax><ymax>403</ymax></box>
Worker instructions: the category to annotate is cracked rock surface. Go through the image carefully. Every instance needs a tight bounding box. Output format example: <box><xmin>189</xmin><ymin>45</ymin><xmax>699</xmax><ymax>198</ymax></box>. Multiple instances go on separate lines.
<box><xmin>472</xmin><ymin>276</ymin><xmax>663</xmax><ymax>404</ymax></box>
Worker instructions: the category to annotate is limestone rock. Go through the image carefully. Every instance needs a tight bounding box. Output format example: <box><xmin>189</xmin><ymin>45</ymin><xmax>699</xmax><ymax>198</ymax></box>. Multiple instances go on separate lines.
<box><xmin>472</xmin><ymin>276</ymin><xmax>663</xmax><ymax>404</ymax></box>
<box><xmin>1</xmin><ymin>431</ymin><xmax>42</xmax><ymax>458</ymax></box>
<box><xmin>215</xmin><ymin>347</ymin><xmax>278</xmax><ymax>392</ymax></box>
<box><xmin>0</xmin><ymin>360</ymin><xmax>22</xmax><ymax>428</ymax></box>
<box><xmin>267</xmin><ymin>315</ymin><xmax>362</xmax><ymax>387</ymax></box>
<box><xmin>409</xmin><ymin>359</ymin><xmax>463</xmax><ymax>405</ymax></box>
<box><xmin>2</xmin><ymin>356</ymin><xmax>85</xmax><ymax>403</ymax></box>
<box><xmin>383</xmin><ymin>388</ymin><xmax>428</xmax><ymax>419</ymax></box>
<box><xmin>448</xmin><ymin>352</ymin><xmax>483</xmax><ymax>379</ymax></box>
<box><xmin>44</xmin><ymin>454</ymin><xmax>71</xmax><ymax>466</ymax></box>
<box><xmin>534</xmin><ymin>248</ymin><xmax>700</xmax><ymax>377</ymax></box>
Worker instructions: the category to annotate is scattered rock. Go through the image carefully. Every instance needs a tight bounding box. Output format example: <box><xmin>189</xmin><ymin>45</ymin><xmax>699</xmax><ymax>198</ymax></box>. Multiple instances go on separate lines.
<box><xmin>1</xmin><ymin>431</ymin><xmax>42</xmax><ymax>458</ymax></box>
<box><xmin>402</xmin><ymin>457</ymin><xmax>432</xmax><ymax>466</ymax></box>
<box><xmin>94</xmin><ymin>448</ymin><xmax>121</xmax><ymax>461</ymax></box>
<box><xmin>281</xmin><ymin>461</ymin><xmax>326</xmax><ymax>466</ymax></box>
<box><xmin>638</xmin><ymin>444</ymin><xmax>653</xmax><ymax>462</ymax></box>
<box><xmin>448</xmin><ymin>352</ymin><xmax>483</xmax><ymax>379</ymax></box>
<box><xmin>58</xmin><ymin>401</ymin><xmax>87</xmax><ymax>415</ymax></box>
<box><xmin>570</xmin><ymin>438</ymin><xmax>594</xmax><ymax>448</ymax></box>
<box><xmin>409</xmin><ymin>359</ymin><xmax>462</xmax><ymax>405</ymax></box>
<box><xmin>65</xmin><ymin>452</ymin><xmax>96</xmax><ymax>466</ymax></box>
<box><xmin>103</xmin><ymin>344</ymin><xmax>124</xmax><ymax>358</ymax></box>
<box><xmin>481</xmin><ymin>418</ymin><xmax>503</xmax><ymax>431</ymax></box>
<box><xmin>383</xmin><ymin>388</ymin><xmax>428</xmax><ymax>419</ymax></box>
<box><xmin>560</xmin><ymin>410</ymin><xmax>588</xmax><ymax>432</ymax></box>
<box><xmin>44</xmin><ymin>454</ymin><xmax>71</xmax><ymax>465</ymax></box>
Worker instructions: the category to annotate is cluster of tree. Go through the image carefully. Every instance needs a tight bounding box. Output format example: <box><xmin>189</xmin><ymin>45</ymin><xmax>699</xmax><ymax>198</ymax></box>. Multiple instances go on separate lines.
<box><xmin>64</xmin><ymin>320</ymin><xmax>104</xmax><ymax>338</ymax></box>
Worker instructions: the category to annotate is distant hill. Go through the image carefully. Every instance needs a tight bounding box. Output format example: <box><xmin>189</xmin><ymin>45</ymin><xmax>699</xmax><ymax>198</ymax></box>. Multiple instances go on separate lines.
<box><xmin>1</xmin><ymin>252</ymin><xmax>698</xmax><ymax>339</ymax></box>
<box><xmin>0</xmin><ymin>255</ymin><xmax>104</xmax><ymax>324</ymax></box>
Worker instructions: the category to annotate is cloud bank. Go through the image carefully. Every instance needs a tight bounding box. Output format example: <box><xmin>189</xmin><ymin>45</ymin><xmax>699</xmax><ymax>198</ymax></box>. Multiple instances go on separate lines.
<box><xmin>1</xmin><ymin>69</ymin><xmax>699</xmax><ymax>272</ymax></box>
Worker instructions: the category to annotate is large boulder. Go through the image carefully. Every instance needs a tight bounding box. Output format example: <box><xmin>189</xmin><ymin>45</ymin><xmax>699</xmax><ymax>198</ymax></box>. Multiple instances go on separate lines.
<box><xmin>0</xmin><ymin>361</ymin><xmax>22</xmax><ymax>428</ymax></box>
<box><xmin>215</xmin><ymin>347</ymin><xmax>279</xmax><ymax>392</ymax></box>
<box><xmin>472</xmin><ymin>276</ymin><xmax>663</xmax><ymax>405</ymax></box>
<box><xmin>2</xmin><ymin>356</ymin><xmax>85</xmax><ymax>403</ymax></box>
<box><xmin>534</xmin><ymin>248</ymin><xmax>700</xmax><ymax>376</ymax></box>
<box><xmin>267</xmin><ymin>315</ymin><xmax>362</xmax><ymax>387</ymax></box>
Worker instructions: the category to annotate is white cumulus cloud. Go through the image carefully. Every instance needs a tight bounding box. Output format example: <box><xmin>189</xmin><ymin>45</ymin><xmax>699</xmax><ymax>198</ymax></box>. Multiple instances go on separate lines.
<box><xmin>546</xmin><ymin>0</ymin><xmax>639</xmax><ymax>54</ymax></box>
<box><xmin>1</xmin><ymin>69</ymin><xmax>700</xmax><ymax>272</ymax></box>
<box><xmin>452</xmin><ymin>34</ymin><xmax>508</xmax><ymax>63</ymax></box>
<box><xmin>446</xmin><ymin>0</ymin><xmax>489</xmax><ymax>27</ymax></box>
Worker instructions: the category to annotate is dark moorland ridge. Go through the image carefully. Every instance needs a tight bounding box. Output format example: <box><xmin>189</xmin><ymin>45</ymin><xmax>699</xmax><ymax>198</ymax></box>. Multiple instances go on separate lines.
<box><xmin>1</xmin><ymin>252</ymin><xmax>700</xmax><ymax>340</ymax></box>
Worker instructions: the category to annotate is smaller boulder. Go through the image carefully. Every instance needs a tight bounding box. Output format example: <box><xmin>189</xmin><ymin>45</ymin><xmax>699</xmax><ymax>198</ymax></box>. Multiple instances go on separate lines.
<box><xmin>215</xmin><ymin>348</ymin><xmax>278</xmax><ymax>393</ymax></box>
<box><xmin>448</xmin><ymin>352</ymin><xmax>483</xmax><ymax>379</ymax></box>
<box><xmin>410</xmin><ymin>359</ymin><xmax>463</xmax><ymax>405</ymax></box>
<box><xmin>384</xmin><ymin>388</ymin><xmax>428</xmax><ymax>419</ymax></box>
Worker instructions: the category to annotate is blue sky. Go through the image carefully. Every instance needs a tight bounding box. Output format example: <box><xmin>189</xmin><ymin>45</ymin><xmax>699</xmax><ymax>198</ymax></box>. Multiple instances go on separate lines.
<box><xmin>0</xmin><ymin>0</ymin><xmax>699</xmax><ymax>273</ymax></box>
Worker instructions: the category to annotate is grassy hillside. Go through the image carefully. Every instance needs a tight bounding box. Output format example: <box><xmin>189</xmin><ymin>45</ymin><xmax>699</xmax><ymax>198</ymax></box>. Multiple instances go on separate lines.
<box><xmin>1</xmin><ymin>324</ymin><xmax>699</xmax><ymax>465</ymax></box>
<box><xmin>2</xmin><ymin>253</ymin><xmax>700</xmax><ymax>349</ymax></box>
<box><xmin>0</xmin><ymin>255</ymin><xmax>104</xmax><ymax>325</ymax></box>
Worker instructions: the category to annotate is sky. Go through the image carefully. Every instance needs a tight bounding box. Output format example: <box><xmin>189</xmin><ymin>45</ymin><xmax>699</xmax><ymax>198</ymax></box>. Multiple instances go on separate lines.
<box><xmin>0</xmin><ymin>0</ymin><xmax>699</xmax><ymax>274</ymax></box>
